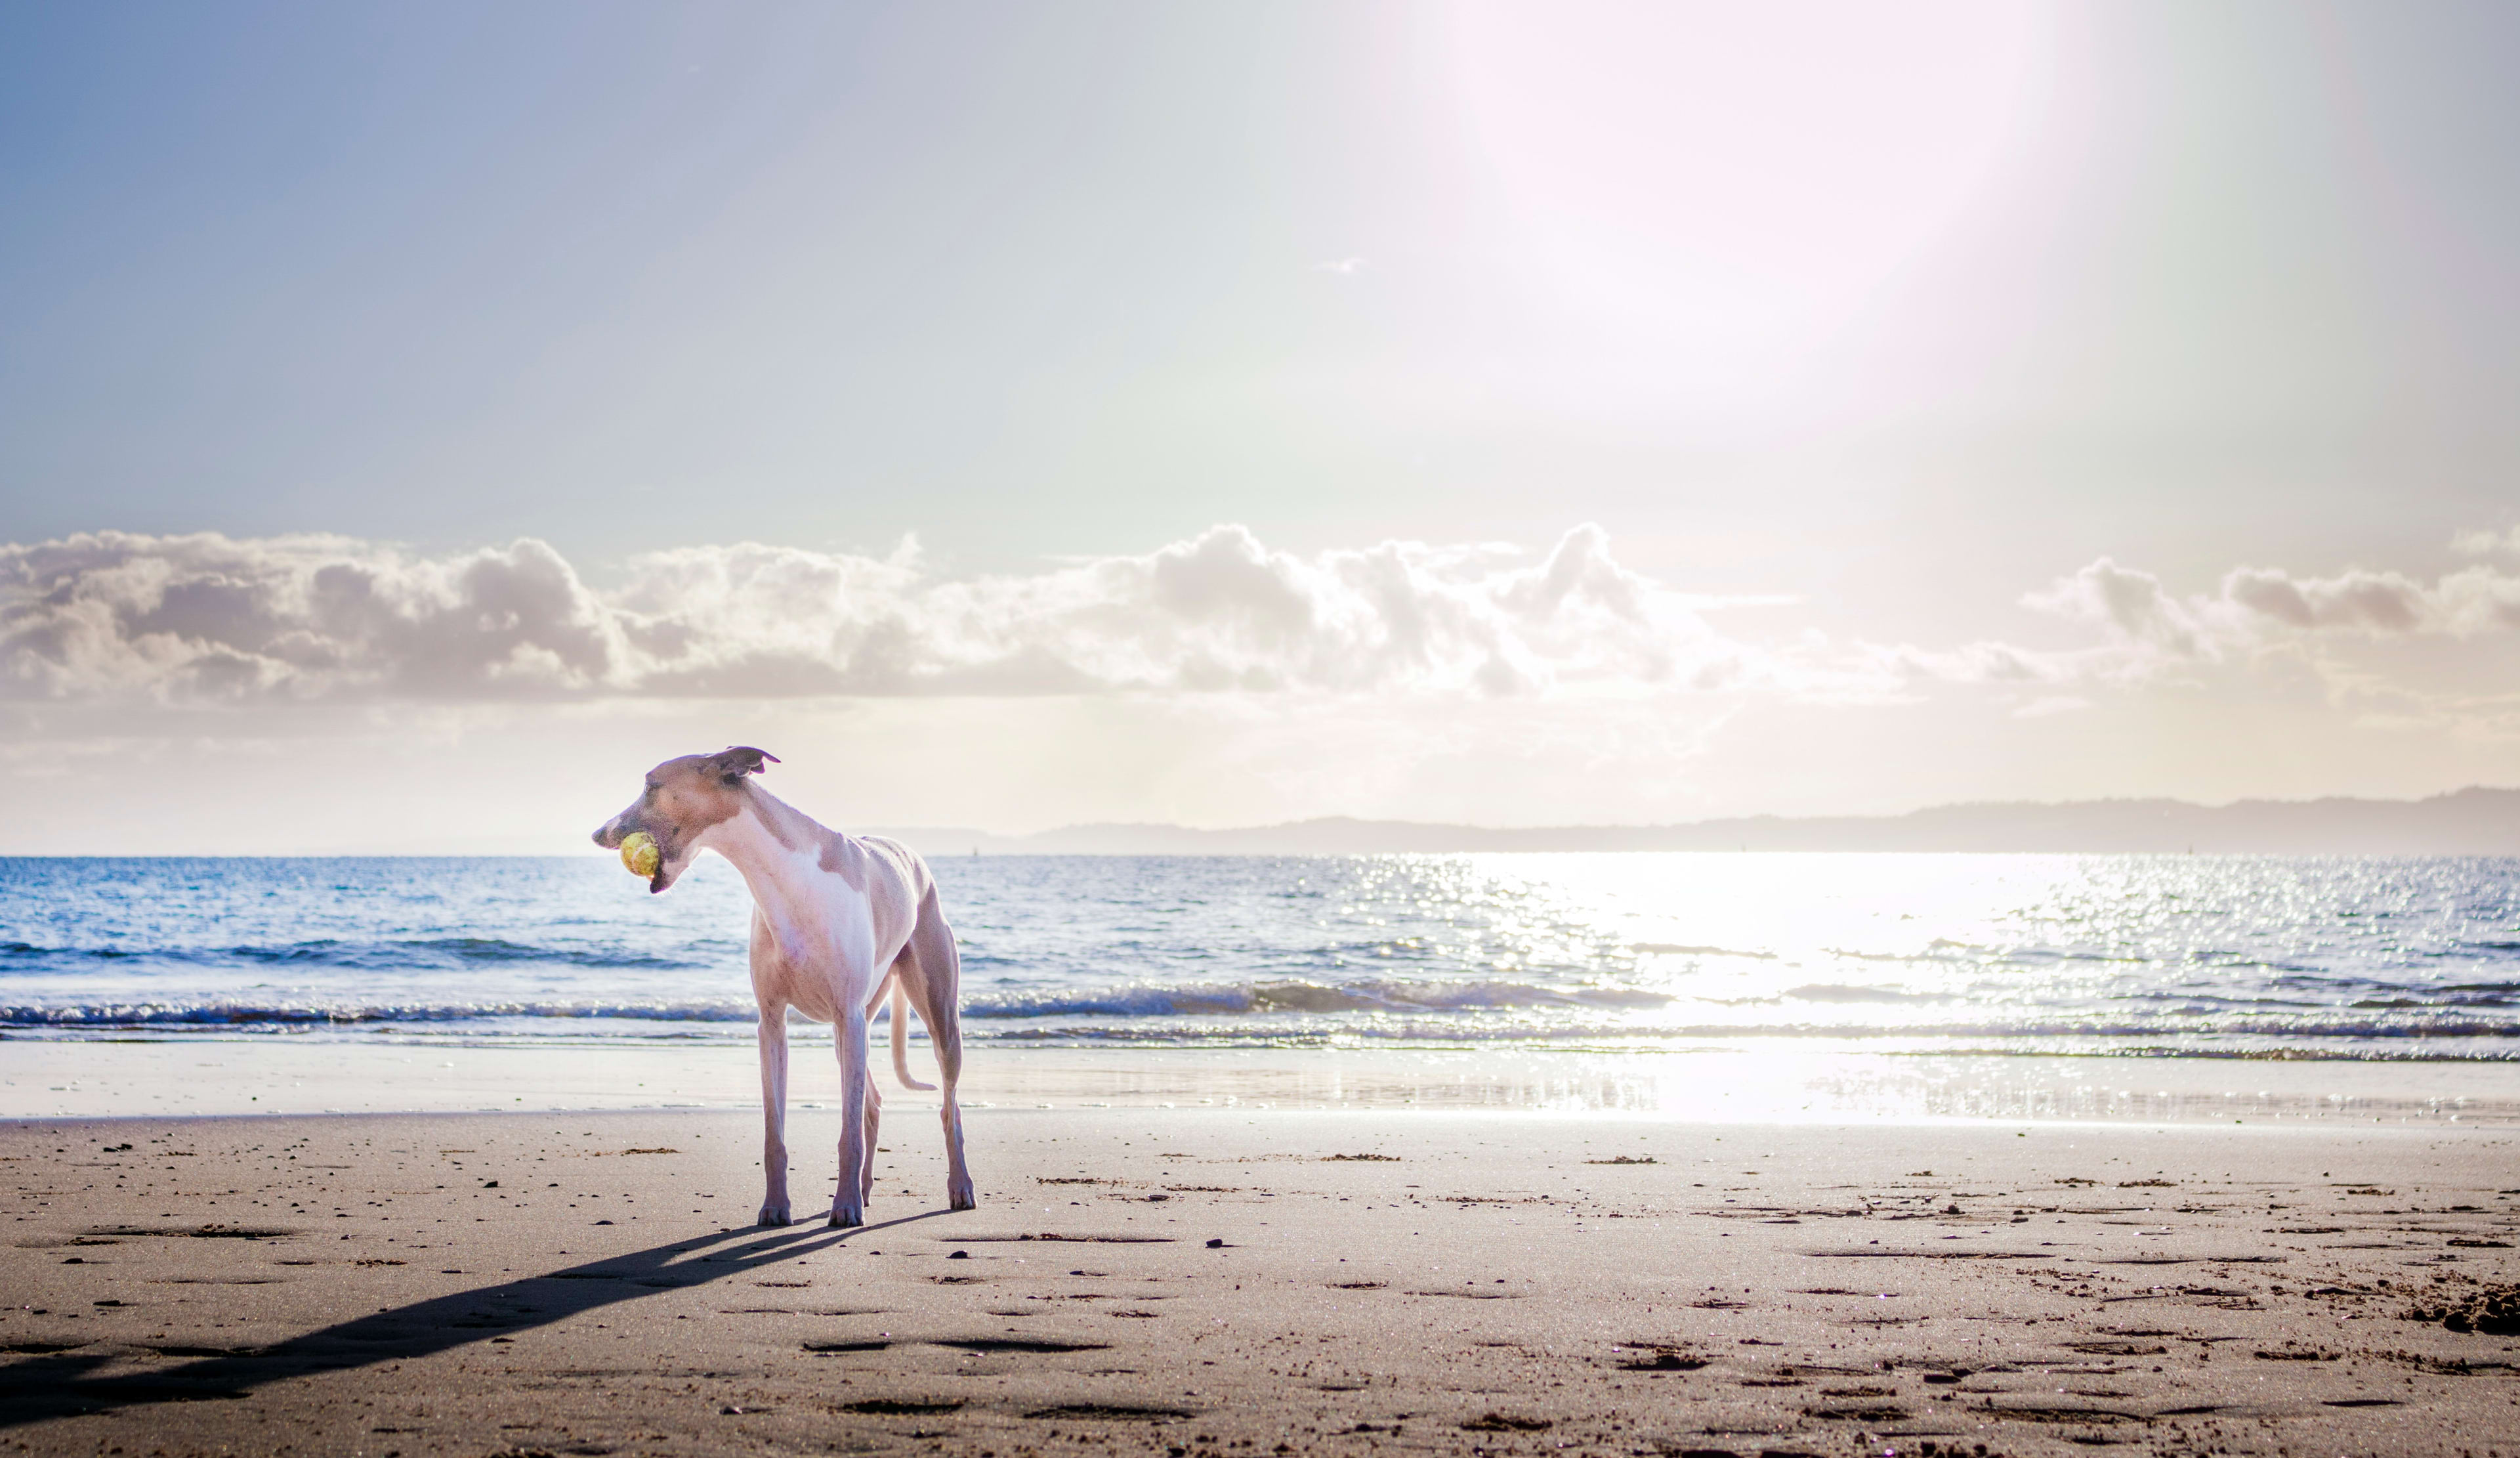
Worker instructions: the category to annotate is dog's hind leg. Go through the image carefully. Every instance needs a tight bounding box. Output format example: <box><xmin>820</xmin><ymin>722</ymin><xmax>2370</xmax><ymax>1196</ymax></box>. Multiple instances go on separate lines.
<box><xmin>897</xmin><ymin>886</ymin><xmax>975</xmax><ymax>1211</ymax></box>
<box><xmin>756</xmin><ymin>1000</ymin><xmax>792</xmax><ymax>1227</ymax></box>
<box><xmin>829</xmin><ymin>993</ymin><xmax>871</xmax><ymax>1228</ymax></box>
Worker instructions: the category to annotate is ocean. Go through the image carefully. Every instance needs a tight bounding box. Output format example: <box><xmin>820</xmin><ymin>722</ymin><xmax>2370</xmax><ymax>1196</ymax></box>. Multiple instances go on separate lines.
<box><xmin>3</xmin><ymin>853</ymin><xmax>2517</xmax><ymax>1060</ymax></box>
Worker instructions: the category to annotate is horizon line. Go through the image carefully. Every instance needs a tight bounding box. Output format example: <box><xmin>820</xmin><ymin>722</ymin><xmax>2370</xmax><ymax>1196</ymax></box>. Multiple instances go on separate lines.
<box><xmin>7</xmin><ymin>785</ymin><xmax>2516</xmax><ymax>858</ymax></box>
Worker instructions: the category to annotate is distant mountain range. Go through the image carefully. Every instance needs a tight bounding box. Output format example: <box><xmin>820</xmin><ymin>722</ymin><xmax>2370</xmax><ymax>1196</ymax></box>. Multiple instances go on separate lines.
<box><xmin>871</xmin><ymin>786</ymin><xmax>2520</xmax><ymax>857</ymax></box>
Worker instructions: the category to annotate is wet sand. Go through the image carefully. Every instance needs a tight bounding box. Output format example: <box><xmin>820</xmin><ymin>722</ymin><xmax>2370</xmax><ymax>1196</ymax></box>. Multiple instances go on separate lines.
<box><xmin>15</xmin><ymin>1039</ymin><xmax>2520</xmax><ymax>1127</ymax></box>
<box><xmin>3</xmin><ymin>1107</ymin><xmax>2518</xmax><ymax>1457</ymax></box>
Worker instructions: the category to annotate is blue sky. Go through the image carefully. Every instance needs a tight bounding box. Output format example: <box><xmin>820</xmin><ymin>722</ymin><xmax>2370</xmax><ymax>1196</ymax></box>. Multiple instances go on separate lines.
<box><xmin>4</xmin><ymin>1</ymin><xmax>2519</xmax><ymax>849</ymax></box>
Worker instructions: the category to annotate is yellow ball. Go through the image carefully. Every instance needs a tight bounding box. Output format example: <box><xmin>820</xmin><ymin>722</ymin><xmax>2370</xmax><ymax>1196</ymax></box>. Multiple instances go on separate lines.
<box><xmin>620</xmin><ymin>831</ymin><xmax>661</xmax><ymax>879</ymax></box>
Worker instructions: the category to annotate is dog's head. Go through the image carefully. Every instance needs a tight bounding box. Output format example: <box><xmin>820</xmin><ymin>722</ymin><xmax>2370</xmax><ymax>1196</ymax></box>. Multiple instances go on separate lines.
<box><xmin>591</xmin><ymin>746</ymin><xmax>780</xmax><ymax>893</ymax></box>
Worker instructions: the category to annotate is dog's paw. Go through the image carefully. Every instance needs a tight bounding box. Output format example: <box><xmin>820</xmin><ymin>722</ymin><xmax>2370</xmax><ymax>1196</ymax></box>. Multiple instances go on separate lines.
<box><xmin>948</xmin><ymin>1180</ymin><xmax>977</xmax><ymax>1212</ymax></box>
<box><xmin>757</xmin><ymin>1204</ymin><xmax>791</xmax><ymax>1228</ymax></box>
<box><xmin>828</xmin><ymin>1206</ymin><xmax>864</xmax><ymax>1229</ymax></box>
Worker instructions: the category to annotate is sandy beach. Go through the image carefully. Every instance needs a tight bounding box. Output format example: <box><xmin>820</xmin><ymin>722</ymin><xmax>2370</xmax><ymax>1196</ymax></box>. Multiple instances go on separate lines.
<box><xmin>5</xmin><ymin>1096</ymin><xmax>2518</xmax><ymax>1457</ymax></box>
<box><xmin>14</xmin><ymin>0</ymin><xmax>2520</xmax><ymax>1450</ymax></box>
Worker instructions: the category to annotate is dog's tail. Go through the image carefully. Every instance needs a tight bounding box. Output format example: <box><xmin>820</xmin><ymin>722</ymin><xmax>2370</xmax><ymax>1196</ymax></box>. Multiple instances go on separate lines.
<box><xmin>889</xmin><ymin>981</ymin><xmax>937</xmax><ymax>1091</ymax></box>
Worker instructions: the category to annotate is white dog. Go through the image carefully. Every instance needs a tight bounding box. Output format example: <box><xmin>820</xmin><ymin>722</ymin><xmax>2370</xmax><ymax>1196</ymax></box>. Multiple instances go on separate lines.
<box><xmin>593</xmin><ymin>746</ymin><xmax>975</xmax><ymax>1226</ymax></box>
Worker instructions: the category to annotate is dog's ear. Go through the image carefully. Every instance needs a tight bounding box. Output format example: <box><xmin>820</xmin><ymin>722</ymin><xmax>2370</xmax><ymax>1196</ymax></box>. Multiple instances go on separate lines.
<box><xmin>709</xmin><ymin>746</ymin><xmax>780</xmax><ymax>784</ymax></box>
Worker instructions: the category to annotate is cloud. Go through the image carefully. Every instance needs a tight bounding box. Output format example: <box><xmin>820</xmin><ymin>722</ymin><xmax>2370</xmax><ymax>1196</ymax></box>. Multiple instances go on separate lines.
<box><xmin>0</xmin><ymin>533</ymin><xmax>627</xmax><ymax>703</ymax></box>
<box><xmin>15</xmin><ymin>526</ymin><xmax>2515</xmax><ymax>721</ymax></box>
<box><xmin>2020</xmin><ymin>557</ymin><xmax>2208</xmax><ymax>654</ymax></box>
<box><xmin>2452</xmin><ymin>525</ymin><xmax>2520</xmax><ymax>557</ymax></box>
<box><xmin>1977</xmin><ymin>552</ymin><xmax>2520</xmax><ymax>740</ymax></box>
<box><xmin>2020</xmin><ymin>555</ymin><xmax>2520</xmax><ymax>666</ymax></box>
<box><xmin>1865</xmin><ymin>638</ymin><xmax>2067</xmax><ymax>687</ymax></box>
<box><xmin>0</xmin><ymin>525</ymin><xmax>1761</xmax><ymax>705</ymax></box>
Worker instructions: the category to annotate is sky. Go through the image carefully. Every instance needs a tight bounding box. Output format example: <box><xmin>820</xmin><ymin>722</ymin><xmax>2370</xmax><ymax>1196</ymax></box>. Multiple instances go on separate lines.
<box><xmin>3</xmin><ymin>0</ymin><xmax>2518</xmax><ymax>852</ymax></box>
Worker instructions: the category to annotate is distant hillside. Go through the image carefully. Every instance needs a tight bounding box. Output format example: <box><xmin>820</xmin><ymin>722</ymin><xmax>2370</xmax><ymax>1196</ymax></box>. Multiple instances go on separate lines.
<box><xmin>870</xmin><ymin>786</ymin><xmax>2520</xmax><ymax>857</ymax></box>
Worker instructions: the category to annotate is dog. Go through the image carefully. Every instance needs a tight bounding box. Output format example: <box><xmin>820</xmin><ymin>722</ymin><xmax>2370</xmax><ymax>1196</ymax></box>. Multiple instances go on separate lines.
<box><xmin>592</xmin><ymin>746</ymin><xmax>975</xmax><ymax>1227</ymax></box>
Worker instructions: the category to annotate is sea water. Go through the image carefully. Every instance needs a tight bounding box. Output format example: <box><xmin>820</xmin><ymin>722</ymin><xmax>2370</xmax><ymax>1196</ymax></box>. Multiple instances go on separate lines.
<box><xmin>3</xmin><ymin>853</ymin><xmax>2517</xmax><ymax>1060</ymax></box>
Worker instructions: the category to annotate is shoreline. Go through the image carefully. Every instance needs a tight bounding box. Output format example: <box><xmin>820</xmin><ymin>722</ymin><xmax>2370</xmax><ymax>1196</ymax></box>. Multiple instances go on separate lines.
<box><xmin>9</xmin><ymin>1039</ymin><xmax>2520</xmax><ymax>1126</ymax></box>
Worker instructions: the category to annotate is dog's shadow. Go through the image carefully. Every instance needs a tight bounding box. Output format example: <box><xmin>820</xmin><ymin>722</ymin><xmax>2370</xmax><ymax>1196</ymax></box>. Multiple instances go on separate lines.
<box><xmin>0</xmin><ymin>1207</ymin><xmax>952</xmax><ymax>1429</ymax></box>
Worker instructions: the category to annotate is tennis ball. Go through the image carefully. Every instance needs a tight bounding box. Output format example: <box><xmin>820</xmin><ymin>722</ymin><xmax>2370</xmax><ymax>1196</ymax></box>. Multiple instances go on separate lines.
<box><xmin>620</xmin><ymin>831</ymin><xmax>661</xmax><ymax>879</ymax></box>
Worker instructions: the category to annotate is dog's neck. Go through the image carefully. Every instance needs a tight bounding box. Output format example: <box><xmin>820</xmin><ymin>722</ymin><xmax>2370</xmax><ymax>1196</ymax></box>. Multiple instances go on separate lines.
<box><xmin>698</xmin><ymin>787</ymin><xmax>829</xmax><ymax>912</ymax></box>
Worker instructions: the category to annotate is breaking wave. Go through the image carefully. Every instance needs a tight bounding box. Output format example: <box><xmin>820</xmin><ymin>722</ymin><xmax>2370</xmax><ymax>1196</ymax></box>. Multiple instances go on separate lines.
<box><xmin>961</xmin><ymin>978</ymin><xmax>1671</xmax><ymax>1018</ymax></box>
<box><xmin>0</xmin><ymin>936</ymin><xmax>717</xmax><ymax>973</ymax></box>
<box><xmin>7</xmin><ymin>851</ymin><xmax>2520</xmax><ymax>1055</ymax></box>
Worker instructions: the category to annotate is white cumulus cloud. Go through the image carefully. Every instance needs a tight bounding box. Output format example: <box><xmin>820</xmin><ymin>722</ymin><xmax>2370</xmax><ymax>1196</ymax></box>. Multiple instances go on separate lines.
<box><xmin>2452</xmin><ymin>525</ymin><xmax>2520</xmax><ymax>557</ymax></box>
<box><xmin>17</xmin><ymin>527</ymin><xmax>2515</xmax><ymax>721</ymax></box>
<box><xmin>0</xmin><ymin>525</ymin><xmax>1770</xmax><ymax>705</ymax></box>
<box><xmin>2023</xmin><ymin>555</ymin><xmax>2520</xmax><ymax>666</ymax></box>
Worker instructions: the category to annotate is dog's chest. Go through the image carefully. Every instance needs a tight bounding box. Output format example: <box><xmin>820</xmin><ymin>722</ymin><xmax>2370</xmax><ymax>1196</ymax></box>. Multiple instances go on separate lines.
<box><xmin>751</xmin><ymin>851</ymin><xmax>901</xmax><ymax>984</ymax></box>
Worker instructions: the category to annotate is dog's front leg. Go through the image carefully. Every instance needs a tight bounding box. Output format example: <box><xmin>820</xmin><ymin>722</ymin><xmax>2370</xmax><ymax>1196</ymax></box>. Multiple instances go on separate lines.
<box><xmin>757</xmin><ymin>1007</ymin><xmax>793</xmax><ymax>1227</ymax></box>
<box><xmin>830</xmin><ymin>1002</ymin><xmax>870</xmax><ymax>1228</ymax></box>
